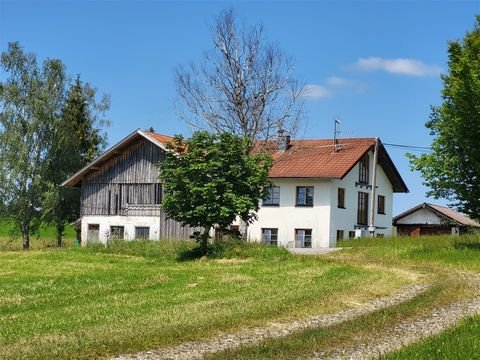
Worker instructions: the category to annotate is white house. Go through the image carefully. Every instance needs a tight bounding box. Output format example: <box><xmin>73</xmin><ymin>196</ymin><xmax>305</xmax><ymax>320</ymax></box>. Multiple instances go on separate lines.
<box><xmin>62</xmin><ymin>129</ymin><xmax>408</xmax><ymax>247</ymax></box>
<box><xmin>244</xmin><ymin>134</ymin><xmax>408</xmax><ymax>247</ymax></box>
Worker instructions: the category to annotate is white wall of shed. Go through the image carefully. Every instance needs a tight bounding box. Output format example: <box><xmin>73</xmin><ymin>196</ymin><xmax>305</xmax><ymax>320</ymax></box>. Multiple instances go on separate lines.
<box><xmin>80</xmin><ymin>215</ymin><xmax>161</xmax><ymax>244</ymax></box>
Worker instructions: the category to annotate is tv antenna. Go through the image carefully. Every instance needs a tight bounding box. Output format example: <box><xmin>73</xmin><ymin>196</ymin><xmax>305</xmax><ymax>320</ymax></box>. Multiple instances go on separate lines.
<box><xmin>333</xmin><ymin>117</ymin><xmax>342</xmax><ymax>153</ymax></box>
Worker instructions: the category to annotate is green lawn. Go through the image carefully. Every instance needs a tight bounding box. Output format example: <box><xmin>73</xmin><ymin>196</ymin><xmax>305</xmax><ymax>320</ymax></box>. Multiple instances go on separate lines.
<box><xmin>0</xmin><ymin>240</ymin><xmax>409</xmax><ymax>359</ymax></box>
<box><xmin>2</xmin><ymin>234</ymin><xmax>480</xmax><ymax>359</ymax></box>
<box><xmin>0</xmin><ymin>218</ymin><xmax>76</xmax><ymax>250</ymax></box>
<box><xmin>202</xmin><ymin>234</ymin><xmax>480</xmax><ymax>359</ymax></box>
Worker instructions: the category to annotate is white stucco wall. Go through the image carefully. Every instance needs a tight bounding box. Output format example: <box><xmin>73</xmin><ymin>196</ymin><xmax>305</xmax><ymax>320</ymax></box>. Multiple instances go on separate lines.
<box><xmin>248</xmin><ymin>150</ymin><xmax>396</xmax><ymax>248</ymax></box>
<box><xmin>246</xmin><ymin>178</ymin><xmax>332</xmax><ymax>248</ymax></box>
<box><xmin>80</xmin><ymin>215</ymin><xmax>160</xmax><ymax>244</ymax></box>
<box><xmin>395</xmin><ymin>208</ymin><xmax>444</xmax><ymax>225</ymax></box>
<box><xmin>329</xmin><ymin>150</ymin><xmax>393</xmax><ymax>244</ymax></box>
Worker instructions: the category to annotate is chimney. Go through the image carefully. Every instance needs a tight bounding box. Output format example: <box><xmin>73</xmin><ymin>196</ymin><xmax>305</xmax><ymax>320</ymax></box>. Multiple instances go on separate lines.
<box><xmin>277</xmin><ymin>129</ymin><xmax>291</xmax><ymax>151</ymax></box>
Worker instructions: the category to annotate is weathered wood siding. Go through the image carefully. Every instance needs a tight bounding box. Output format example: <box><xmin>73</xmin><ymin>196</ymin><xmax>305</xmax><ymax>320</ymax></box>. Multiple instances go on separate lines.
<box><xmin>81</xmin><ymin>139</ymin><xmax>164</xmax><ymax>216</ymax></box>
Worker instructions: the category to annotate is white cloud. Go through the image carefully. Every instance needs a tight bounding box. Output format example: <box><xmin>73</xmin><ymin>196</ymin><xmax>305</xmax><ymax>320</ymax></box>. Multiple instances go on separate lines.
<box><xmin>326</xmin><ymin>76</ymin><xmax>350</xmax><ymax>86</ymax></box>
<box><xmin>326</xmin><ymin>76</ymin><xmax>367</xmax><ymax>93</ymax></box>
<box><xmin>300</xmin><ymin>84</ymin><xmax>331</xmax><ymax>99</ymax></box>
<box><xmin>350</xmin><ymin>57</ymin><xmax>442</xmax><ymax>77</ymax></box>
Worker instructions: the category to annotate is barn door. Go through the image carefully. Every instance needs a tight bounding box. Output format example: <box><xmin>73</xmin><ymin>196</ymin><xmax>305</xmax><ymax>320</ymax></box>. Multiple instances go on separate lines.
<box><xmin>87</xmin><ymin>224</ymin><xmax>100</xmax><ymax>243</ymax></box>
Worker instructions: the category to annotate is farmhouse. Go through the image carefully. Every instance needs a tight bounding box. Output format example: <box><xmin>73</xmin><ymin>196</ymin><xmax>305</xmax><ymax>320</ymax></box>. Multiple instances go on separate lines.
<box><xmin>393</xmin><ymin>203</ymin><xmax>480</xmax><ymax>236</ymax></box>
<box><xmin>243</xmin><ymin>133</ymin><xmax>408</xmax><ymax>247</ymax></box>
<box><xmin>62</xmin><ymin>129</ymin><xmax>408</xmax><ymax>247</ymax></box>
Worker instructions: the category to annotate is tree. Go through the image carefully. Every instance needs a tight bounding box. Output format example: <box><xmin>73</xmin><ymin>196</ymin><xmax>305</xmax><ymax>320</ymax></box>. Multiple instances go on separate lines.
<box><xmin>42</xmin><ymin>76</ymin><xmax>109</xmax><ymax>247</ymax></box>
<box><xmin>409</xmin><ymin>16</ymin><xmax>480</xmax><ymax>219</ymax></box>
<box><xmin>0</xmin><ymin>42</ymin><xmax>67</xmax><ymax>249</ymax></box>
<box><xmin>159</xmin><ymin>131</ymin><xmax>273</xmax><ymax>254</ymax></box>
<box><xmin>175</xmin><ymin>8</ymin><xmax>304</xmax><ymax>143</ymax></box>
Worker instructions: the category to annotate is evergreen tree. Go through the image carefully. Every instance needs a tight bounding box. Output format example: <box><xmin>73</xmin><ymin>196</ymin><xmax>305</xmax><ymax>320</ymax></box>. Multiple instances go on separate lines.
<box><xmin>43</xmin><ymin>75</ymin><xmax>110</xmax><ymax>246</ymax></box>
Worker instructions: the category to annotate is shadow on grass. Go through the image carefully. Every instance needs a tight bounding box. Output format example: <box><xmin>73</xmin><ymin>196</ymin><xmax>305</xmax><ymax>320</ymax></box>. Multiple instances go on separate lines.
<box><xmin>176</xmin><ymin>237</ymin><xmax>247</xmax><ymax>261</ymax></box>
<box><xmin>453</xmin><ymin>241</ymin><xmax>480</xmax><ymax>251</ymax></box>
<box><xmin>176</xmin><ymin>246</ymin><xmax>205</xmax><ymax>261</ymax></box>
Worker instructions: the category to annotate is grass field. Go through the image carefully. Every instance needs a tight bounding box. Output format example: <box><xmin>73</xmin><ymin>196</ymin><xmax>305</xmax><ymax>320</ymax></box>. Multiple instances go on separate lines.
<box><xmin>1</xmin><ymin>234</ymin><xmax>479</xmax><ymax>359</ymax></box>
<box><xmin>203</xmin><ymin>235</ymin><xmax>480</xmax><ymax>359</ymax></box>
<box><xmin>0</xmin><ymin>239</ymin><xmax>410</xmax><ymax>359</ymax></box>
<box><xmin>0</xmin><ymin>218</ymin><xmax>76</xmax><ymax>250</ymax></box>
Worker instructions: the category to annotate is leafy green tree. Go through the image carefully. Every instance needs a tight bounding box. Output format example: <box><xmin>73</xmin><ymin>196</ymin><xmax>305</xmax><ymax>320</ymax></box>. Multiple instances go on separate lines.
<box><xmin>0</xmin><ymin>42</ymin><xmax>67</xmax><ymax>249</ymax></box>
<box><xmin>409</xmin><ymin>16</ymin><xmax>480</xmax><ymax>219</ymax></box>
<box><xmin>42</xmin><ymin>75</ymin><xmax>109</xmax><ymax>247</ymax></box>
<box><xmin>159</xmin><ymin>131</ymin><xmax>273</xmax><ymax>254</ymax></box>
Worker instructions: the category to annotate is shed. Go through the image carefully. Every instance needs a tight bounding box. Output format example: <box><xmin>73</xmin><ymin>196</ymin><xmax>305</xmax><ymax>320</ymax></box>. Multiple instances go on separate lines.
<box><xmin>393</xmin><ymin>203</ymin><xmax>480</xmax><ymax>236</ymax></box>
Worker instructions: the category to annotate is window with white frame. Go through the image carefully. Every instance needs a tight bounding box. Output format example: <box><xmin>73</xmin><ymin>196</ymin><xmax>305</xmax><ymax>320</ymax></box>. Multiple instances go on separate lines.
<box><xmin>261</xmin><ymin>228</ymin><xmax>278</xmax><ymax>246</ymax></box>
<box><xmin>263</xmin><ymin>186</ymin><xmax>280</xmax><ymax>206</ymax></box>
<box><xmin>295</xmin><ymin>229</ymin><xmax>312</xmax><ymax>248</ymax></box>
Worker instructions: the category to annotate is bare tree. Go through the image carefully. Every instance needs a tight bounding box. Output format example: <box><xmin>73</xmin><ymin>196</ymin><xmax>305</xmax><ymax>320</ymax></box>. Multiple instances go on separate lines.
<box><xmin>175</xmin><ymin>8</ymin><xmax>304</xmax><ymax>143</ymax></box>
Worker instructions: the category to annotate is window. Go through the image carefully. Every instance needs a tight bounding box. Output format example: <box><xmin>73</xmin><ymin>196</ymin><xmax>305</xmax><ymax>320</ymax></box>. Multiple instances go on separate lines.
<box><xmin>357</xmin><ymin>192</ymin><xmax>369</xmax><ymax>225</ymax></box>
<box><xmin>359</xmin><ymin>154</ymin><xmax>369</xmax><ymax>184</ymax></box>
<box><xmin>135</xmin><ymin>227</ymin><xmax>150</xmax><ymax>240</ymax></box>
<box><xmin>263</xmin><ymin>186</ymin><xmax>280</xmax><ymax>206</ymax></box>
<box><xmin>338</xmin><ymin>188</ymin><xmax>346</xmax><ymax>209</ymax></box>
<box><xmin>378</xmin><ymin>195</ymin><xmax>385</xmax><ymax>214</ymax></box>
<box><xmin>262</xmin><ymin>228</ymin><xmax>278</xmax><ymax>246</ymax></box>
<box><xmin>348</xmin><ymin>231</ymin><xmax>356</xmax><ymax>239</ymax></box>
<box><xmin>110</xmin><ymin>226</ymin><xmax>125</xmax><ymax>240</ymax></box>
<box><xmin>336</xmin><ymin>230</ymin><xmax>344</xmax><ymax>243</ymax></box>
<box><xmin>295</xmin><ymin>229</ymin><xmax>312</xmax><ymax>248</ymax></box>
<box><xmin>377</xmin><ymin>233</ymin><xmax>385</xmax><ymax>238</ymax></box>
<box><xmin>296</xmin><ymin>186</ymin><xmax>314</xmax><ymax>206</ymax></box>
<box><xmin>114</xmin><ymin>194</ymin><xmax>119</xmax><ymax>215</ymax></box>
<box><xmin>87</xmin><ymin>224</ymin><xmax>100</xmax><ymax>243</ymax></box>
<box><xmin>108</xmin><ymin>190</ymin><xmax>112</xmax><ymax>215</ymax></box>
<box><xmin>154</xmin><ymin>183</ymin><xmax>162</xmax><ymax>204</ymax></box>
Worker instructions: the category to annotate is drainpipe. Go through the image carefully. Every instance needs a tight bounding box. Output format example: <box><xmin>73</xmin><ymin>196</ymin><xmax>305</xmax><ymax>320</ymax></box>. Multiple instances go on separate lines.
<box><xmin>369</xmin><ymin>138</ymin><xmax>379</xmax><ymax>236</ymax></box>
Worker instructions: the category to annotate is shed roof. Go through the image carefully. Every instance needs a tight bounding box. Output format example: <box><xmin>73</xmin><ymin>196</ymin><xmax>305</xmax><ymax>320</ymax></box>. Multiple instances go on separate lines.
<box><xmin>393</xmin><ymin>203</ymin><xmax>480</xmax><ymax>227</ymax></box>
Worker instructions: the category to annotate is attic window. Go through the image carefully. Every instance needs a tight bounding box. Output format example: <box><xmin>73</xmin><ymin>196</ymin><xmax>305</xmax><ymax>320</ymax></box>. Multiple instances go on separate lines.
<box><xmin>359</xmin><ymin>154</ymin><xmax>369</xmax><ymax>184</ymax></box>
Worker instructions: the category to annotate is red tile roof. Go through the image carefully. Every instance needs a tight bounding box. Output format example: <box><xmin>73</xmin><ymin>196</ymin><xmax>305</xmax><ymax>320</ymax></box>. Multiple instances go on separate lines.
<box><xmin>144</xmin><ymin>132</ymin><xmax>174</xmax><ymax>145</ymax></box>
<box><xmin>262</xmin><ymin>138</ymin><xmax>376</xmax><ymax>179</ymax></box>
<box><xmin>63</xmin><ymin>130</ymin><xmax>408</xmax><ymax>193</ymax></box>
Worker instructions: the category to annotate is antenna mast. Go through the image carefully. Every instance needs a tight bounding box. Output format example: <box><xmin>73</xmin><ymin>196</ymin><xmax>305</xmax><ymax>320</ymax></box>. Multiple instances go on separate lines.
<box><xmin>333</xmin><ymin>117</ymin><xmax>341</xmax><ymax>153</ymax></box>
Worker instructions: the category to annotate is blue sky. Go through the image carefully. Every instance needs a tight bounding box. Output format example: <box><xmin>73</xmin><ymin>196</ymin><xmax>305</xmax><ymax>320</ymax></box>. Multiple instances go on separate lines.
<box><xmin>1</xmin><ymin>1</ymin><xmax>479</xmax><ymax>214</ymax></box>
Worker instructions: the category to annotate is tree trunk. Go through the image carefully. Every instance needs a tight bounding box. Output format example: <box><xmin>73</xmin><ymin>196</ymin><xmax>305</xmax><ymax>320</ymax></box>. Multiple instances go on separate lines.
<box><xmin>200</xmin><ymin>227</ymin><xmax>210</xmax><ymax>255</ymax></box>
<box><xmin>56</xmin><ymin>223</ymin><xmax>64</xmax><ymax>248</ymax></box>
<box><xmin>22</xmin><ymin>223</ymin><xmax>30</xmax><ymax>250</ymax></box>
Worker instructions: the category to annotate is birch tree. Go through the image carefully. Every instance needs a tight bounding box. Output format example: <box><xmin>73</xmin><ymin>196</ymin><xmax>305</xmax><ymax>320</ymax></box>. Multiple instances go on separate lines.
<box><xmin>0</xmin><ymin>42</ymin><xmax>66</xmax><ymax>249</ymax></box>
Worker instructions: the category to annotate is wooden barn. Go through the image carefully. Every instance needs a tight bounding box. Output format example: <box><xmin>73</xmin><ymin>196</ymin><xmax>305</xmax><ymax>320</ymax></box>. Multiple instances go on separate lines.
<box><xmin>393</xmin><ymin>203</ymin><xmax>480</xmax><ymax>237</ymax></box>
<box><xmin>62</xmin><ymin>129</ymin><xmax>197</xmax><ymax>244</ymax></box>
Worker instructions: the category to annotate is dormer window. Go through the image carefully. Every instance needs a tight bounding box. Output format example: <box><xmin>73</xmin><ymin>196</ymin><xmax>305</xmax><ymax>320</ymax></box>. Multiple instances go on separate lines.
<box><xmin>359</xmin><ymin>154</ymin><xmax>369</xmax><ymax>184</ymax></box>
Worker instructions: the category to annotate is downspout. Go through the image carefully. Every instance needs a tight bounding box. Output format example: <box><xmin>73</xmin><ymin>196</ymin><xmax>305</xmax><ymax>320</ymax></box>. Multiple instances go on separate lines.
<box><xmin>369</xmin><ymin>138</ymin><xmax>379</xmax><ymax>236</ymax></box>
